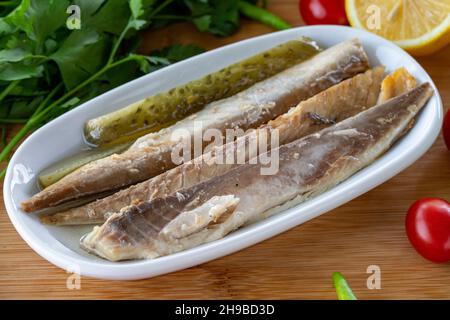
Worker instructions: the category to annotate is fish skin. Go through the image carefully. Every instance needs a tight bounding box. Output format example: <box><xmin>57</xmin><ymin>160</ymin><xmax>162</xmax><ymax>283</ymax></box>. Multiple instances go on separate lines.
<box><xmin>80</xmin><ymin>83</ymin><xmax>433</xmax><ymax>261</ymax></box>
<box><xmin>22</xmin><ymin>39</ymin><xmax>370</xmax><ymax>213</ymax></box>
<box><xmin>41</xmin><ymin>67</ymin><xmax>385</xmax><ymax>225</ymax></box>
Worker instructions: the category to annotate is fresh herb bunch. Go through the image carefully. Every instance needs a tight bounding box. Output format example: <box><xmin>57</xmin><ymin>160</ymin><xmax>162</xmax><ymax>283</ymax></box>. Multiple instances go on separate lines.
<box><xmin>0</xmin><ymin>0</ymin><xmax>290</xmax><ymax>178</ymax></box>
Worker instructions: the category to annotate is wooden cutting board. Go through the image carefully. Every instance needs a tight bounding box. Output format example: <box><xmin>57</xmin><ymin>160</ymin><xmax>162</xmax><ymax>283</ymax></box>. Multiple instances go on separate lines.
<box><xmin>1</xmin><ymin>0</ymin><xmax>449</xmax><ymax>299</ymax></box>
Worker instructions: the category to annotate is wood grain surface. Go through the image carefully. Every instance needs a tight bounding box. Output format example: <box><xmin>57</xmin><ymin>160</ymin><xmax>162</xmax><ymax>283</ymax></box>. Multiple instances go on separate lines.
<box><xmin>1</xmin><ymin>0</ymin><xmax>450</xmax><ymax>300</ymax></box>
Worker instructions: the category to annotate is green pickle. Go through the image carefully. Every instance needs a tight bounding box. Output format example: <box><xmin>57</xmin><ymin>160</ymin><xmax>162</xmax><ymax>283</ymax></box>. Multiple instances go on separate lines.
<box><xmin>84</xmin><ymin>38</ymin><xmax>321</xmax><ymax>146</ymax></box>
<box><xmin>38</xmin><ymin>143</ymin><xmax>130</xmax><ymax>188</ymax></box>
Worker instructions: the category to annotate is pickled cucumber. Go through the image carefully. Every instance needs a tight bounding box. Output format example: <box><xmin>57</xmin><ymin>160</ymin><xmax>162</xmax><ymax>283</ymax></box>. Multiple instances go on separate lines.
<box><xmin>38</xmin><ymin>143</ymin><xmax>130</xmax><ymax>188</ymax></box>
<box><xmin>84</xmin><ymin>38</ymin><xmax>321</xmax><ymax>146</ymax></box>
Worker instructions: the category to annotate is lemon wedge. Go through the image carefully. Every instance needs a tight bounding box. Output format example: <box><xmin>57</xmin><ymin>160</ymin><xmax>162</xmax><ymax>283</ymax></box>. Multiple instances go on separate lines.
<box><xmin>346</xmin><ymin>0</ymin><xmax>450</xmax><ymax>56</ymax></box>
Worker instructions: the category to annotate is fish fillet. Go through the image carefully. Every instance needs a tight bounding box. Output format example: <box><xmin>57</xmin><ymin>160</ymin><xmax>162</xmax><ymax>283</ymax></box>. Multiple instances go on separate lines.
<box><xmin>41</xmin><ymin>67</ymin><xmax>385</xmax><ymax>225</ymax></box>
<box><xmin>80</xmin><ymin>83</ymin><xmax>433</xmax><ymax>261</ymax></box>
<box><xmin>378</xmin><ymin>67</ymin><xmax>417</xmax><ymax>103</ymax></box>
<box><xmin>22</xmin><ymin>39</ymin><xmax>369</xmax><ymax>213</ymax></box>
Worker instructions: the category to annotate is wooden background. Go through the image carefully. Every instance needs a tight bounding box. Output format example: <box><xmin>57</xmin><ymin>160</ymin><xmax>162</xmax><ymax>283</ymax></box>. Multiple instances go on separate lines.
<box><xmin>1</xmin><ymin>0</ymin><xmax>449</xmax><ymax>299</ymax></box>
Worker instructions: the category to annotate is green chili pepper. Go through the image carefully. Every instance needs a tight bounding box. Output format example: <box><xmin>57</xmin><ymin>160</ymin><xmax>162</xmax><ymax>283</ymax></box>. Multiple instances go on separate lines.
<box><xmin>332</xmin><ymin>272</ymin><xmax>357</xmax><ymax>300</ymax></box>
<box><xmin>238</xmin><ymin>1</ymin><xmax>291</xmax><ymax>30</ymax></box>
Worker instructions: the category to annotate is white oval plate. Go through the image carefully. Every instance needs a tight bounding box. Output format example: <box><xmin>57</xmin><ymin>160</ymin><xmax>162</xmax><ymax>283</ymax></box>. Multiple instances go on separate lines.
<box><xmin>3</xmin><ymin>26</ymin><xmax>443</xmax><ymax>280</ymax></box>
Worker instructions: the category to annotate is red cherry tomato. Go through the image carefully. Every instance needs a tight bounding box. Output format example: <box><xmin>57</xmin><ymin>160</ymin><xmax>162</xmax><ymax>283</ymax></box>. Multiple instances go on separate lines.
<box><xmin>443</xmin><ymin>109</ymin><xmax>450</xmax><ymax>151</ymax></box>
<box><xmin>299</xmin><ymin>0</ymin><xmax>349</xmax><ymax>25</ymax></box>
<box><xmin>406</xmin><ymin>198</ymin><xmax>450</xmax><ymax>263</ymax></box>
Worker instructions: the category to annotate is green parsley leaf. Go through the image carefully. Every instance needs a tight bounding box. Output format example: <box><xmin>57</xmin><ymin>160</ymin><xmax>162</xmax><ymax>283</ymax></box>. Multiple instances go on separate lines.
<box><xmin>0</xmin><ymin>62</ymin><xmax>43</xmax><ymax>81</ymax></box>
<box><xmin>6</xmin><ymin>0</ymin><xmax>69</xmax><ymax>49</ymax></box>
<box><xmin>84</xmin><ymin>0</ymin><xmax>131</xmax><ymax>35</ymax></box>
<box><xmin>0</xmin><ymin>47</ymin><xmax>31</xmax><ymax>62</ymax></box>
<box><xmin>50</xmin><ymin>28</ymin><xmax>109</xmax><ymax>89</ymax></box>
<box><xmin>130</xmin><ymin>0</ymin><xmax>145</xmax><ymax>19</ymax></box>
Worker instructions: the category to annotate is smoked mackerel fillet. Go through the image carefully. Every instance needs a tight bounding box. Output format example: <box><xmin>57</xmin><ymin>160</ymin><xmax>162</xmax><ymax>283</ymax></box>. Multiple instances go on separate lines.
<box><xmin>81</xmin><ymin>83</ymin><xmax>433</xmax><ymax>261</ymax></box>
